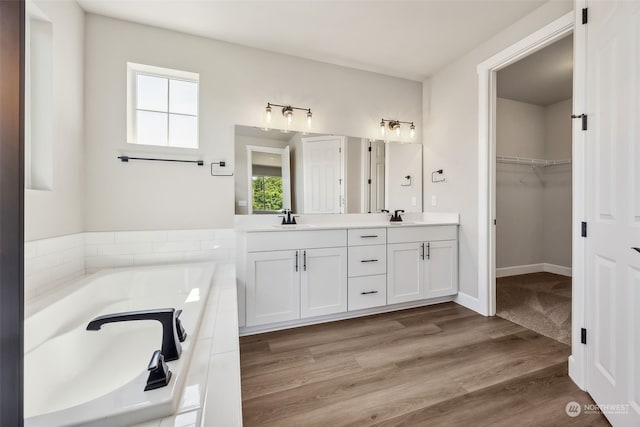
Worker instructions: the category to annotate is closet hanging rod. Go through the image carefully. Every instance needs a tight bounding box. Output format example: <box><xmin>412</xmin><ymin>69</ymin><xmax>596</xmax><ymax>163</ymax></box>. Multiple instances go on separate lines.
<box><xmin>117</xmin><ymin>155</ymin><xmax>204</xmax><ymax>166</ymax></box>
<box><xmin>496</xmin><ymin>155</ymin><xmax>571</xmax><ymax>167</ymax></box>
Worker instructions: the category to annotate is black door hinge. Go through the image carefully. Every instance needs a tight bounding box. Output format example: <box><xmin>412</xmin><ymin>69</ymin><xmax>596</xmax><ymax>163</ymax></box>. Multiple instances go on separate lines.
<box><xmin>581</xmin><ymin>221</ymin><xmax>587</xmax><ymax>237</ymax></box>
<box><xmin>581</xmin><ymin>328</ymin><xmax>587</xmax><ymax>344</ymax></box>
<box><xmin>494</xmin><ymin>219</ymin><xmax>497</xmax><ymax>225</ymax></box>
<box><xmin>367</xmin><ymin>179</ymin><xmax>372</xmax><ymax>184</ymax></box>
<box><xmin>368</xmin><ymin>146</ymin><xmax>372</xmax><ymax>152</ymax></box>
<box><xmin>582</xmin><ymin>8</ymin><xmax>588</xmax><ymax>24</ymax></box>
<box><xmin>571</xmin><ymin>114</ymin><xmax>588</xmax><ymax>130</ymax></box>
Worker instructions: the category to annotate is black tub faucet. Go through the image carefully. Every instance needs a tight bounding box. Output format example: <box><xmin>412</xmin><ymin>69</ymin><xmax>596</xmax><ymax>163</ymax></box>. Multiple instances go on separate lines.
<box><xmin>86</xmin><ymin>308</ymin><xmax>187</xmax><ymax>362</ymax></box>
<box><xmin>390</xmin><ymin>210</ymin><xmax>405</xmax><ymax>222</ymax></box>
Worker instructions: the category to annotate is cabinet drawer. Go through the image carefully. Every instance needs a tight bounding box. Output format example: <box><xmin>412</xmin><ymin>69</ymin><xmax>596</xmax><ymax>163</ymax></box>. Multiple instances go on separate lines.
<box><xmin>348</xmin><ymin>228</ymin><xmax>387</xmax><ymax>246</ymax></box>
<box><xmin>348</xmin><ymin>245</ymin><xmax>386</xmax><ymax>277</ymax></box>
<box><xmin>387</xmin><ymin>225</ymin><xmax>457</xmax><ymax>244</ymax></box>
<box><xmin>348</xmin><ymin>275</ymin><xmax>387</xmax><ymax>311</ymax></box>
<box><xmin>247</xmin><ymin>230</ymin><xmax>347</xmax><ymax>252</ymax></box>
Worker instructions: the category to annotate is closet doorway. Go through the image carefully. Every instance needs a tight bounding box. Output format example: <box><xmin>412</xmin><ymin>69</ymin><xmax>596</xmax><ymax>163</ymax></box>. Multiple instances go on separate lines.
<box><xmin>494</xmin><ymin>35</ymin><xmax>573</xmax><ymax>344</ymax></box>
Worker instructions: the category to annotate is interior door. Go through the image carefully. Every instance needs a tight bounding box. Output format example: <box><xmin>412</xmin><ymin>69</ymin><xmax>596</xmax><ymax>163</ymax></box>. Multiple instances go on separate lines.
<box><xmin>585</xmin><ymin>1</ymin><xmax>640</xmax><ymax>425</ymax></box>
<box><xmin>370</xmin><ymin>140</ymin><xmax>385</xmax><ymax>213</ymax></box>
<box><xmin>300</xmin><ymin>247</ymin><xmax>347</xmax><ymax>318</ymax></box>
<box><xmin>302</xmin><ymin>136</ymin><xmax>344</xmax><ymax>213</ymax></box>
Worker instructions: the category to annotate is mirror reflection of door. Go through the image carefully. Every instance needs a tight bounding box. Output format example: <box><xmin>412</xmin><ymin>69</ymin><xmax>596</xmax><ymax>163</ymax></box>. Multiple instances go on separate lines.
<box><xmin>247</xmin><ymin>146</ymin><xmax>291</xmax><ymax>214</ymax></box>
<box><xmin>369</xmin><ymin>140</ymin><xmax>385</xmax><ymax>213</ymax></box>
<box><xmin>301</xmin><ymin>136</ymin><xmax>345</xmax><ymax>214</ymax></box>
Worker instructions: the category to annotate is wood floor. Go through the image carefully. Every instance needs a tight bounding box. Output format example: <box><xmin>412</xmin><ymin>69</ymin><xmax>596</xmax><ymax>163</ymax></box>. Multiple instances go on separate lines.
<box><xmin>240</xmin><ymin>303</ymin><xmax>609</xmax><ymax>426</ymax></box>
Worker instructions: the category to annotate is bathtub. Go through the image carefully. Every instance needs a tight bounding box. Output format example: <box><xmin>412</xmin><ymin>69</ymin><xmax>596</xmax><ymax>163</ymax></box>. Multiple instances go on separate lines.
<box><xmin>24</xmin><ymin>262</ymin><xmax>215</xmax><ymax>427</ymax></box>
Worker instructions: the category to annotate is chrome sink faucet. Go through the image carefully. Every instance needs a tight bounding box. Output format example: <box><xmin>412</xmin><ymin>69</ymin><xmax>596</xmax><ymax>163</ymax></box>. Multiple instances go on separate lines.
<box><xmin>86</xmin><ymin>308</ymin><xmax>187</xmax><ymax>361</ymax></box>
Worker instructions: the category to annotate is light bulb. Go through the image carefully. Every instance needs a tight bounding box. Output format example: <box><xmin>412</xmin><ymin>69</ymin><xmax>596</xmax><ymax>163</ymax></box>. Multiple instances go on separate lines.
<box><xmin>380</xmin><ymin>120</ymin><xmax>386</xmax><ymax>136</ymax></box>
<box><xmin>265</xmin><ymin>105</ymin><xmax>272</xmax><ymax>124</ymax></box>
<box><xmin>409</xmin><ymin>123</ymin><xmax>416</xmax><ymax>139</ymax></box>
<box><xmin>306</xmin><ymin>110</ymin><xmax>312</xmax><ymax>129</ymax></box>
<box><xmin>282</xmin><ymin>106</ymin><xmax>293</xmax><ymax>127</ymax></box>
<box><xmin>395</xmin><ymin>123</ymin><xmax>401</xmax><ymax>137</ymax></box>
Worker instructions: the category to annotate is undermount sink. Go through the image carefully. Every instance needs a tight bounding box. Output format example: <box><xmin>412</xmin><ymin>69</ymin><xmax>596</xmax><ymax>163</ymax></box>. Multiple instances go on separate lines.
<box><xmin>388</xmin><ymin>221</ymin><xmax>417</xmax><ymax>225</ymax></box>
<box><xmin>271</xmin><ymin>224</ymin><xmax>316</xmax><ymax>229</ymax></box>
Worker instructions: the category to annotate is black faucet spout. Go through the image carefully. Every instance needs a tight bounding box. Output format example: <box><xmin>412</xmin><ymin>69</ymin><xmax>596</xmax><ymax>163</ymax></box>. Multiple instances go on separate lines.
<box><xmin>87</xmin><ymin>308</ymin><xmax>184</xmax><ymax>361</ymax></box>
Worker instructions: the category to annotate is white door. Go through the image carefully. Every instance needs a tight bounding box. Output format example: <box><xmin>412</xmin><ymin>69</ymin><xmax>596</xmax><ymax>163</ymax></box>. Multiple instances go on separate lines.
<box><xmin>302</xmin><ymin>136</ymin><xmax>344</xmax><ymax>214</ymax></box>
<box><xmin>387</xmin><ymin>242</ymin><xmax>423</xmax><ymax>304</ymax></box>
<box><xmin>300</xmin><ymin>247</ymin><xmax>347</xmax><ymax>318</ymax></box>
<box><xmin>370</xmin><ymin>140</ymin><xmax>385</xmax><ymax>213</ymax></box>
<box><xmin>246</xmin><ymin>250</ymin><xmax>300</xmax><ymax>326</ymax></box>
<box><xmin>585</xmin><ymin>1</ymin><xmax>640</xmax><ymax>425</ymax></box>
<box><xmin>424</xmin><ymin>240</ymin><xmax>458</xmax><ymax>299</ymax></box>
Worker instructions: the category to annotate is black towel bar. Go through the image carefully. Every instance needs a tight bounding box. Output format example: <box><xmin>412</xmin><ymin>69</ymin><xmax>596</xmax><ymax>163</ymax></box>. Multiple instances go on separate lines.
<box><xmin>118</xmin><ymin>155</ymin><xmax>204</xmax><ymax>166</ymax></box>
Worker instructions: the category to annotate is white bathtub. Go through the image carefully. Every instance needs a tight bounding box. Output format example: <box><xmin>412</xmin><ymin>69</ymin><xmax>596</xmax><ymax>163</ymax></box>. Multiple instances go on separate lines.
<box><xmin>24</xmin><ymin>262</ymin><xmax>215</xmax><ymax>427</ymax></box>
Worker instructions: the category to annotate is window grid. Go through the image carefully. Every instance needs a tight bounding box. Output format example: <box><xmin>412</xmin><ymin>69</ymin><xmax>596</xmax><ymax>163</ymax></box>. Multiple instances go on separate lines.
<box><xmin>133</xmin><ymin>71</ymin><xmax>199</xmax><ymax>148</ymax></box>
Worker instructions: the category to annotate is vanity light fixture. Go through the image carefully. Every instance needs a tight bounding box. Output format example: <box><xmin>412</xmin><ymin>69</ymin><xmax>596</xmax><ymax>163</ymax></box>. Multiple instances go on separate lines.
<box><xmin>264</xmin><ymin>102</ymin><xmax>313</xmax><ymax>130</ymax></box>
<box><xmin>379</xmin><ymin>118</ymin><xmax>416</xmax><ymax>139</ymax></box>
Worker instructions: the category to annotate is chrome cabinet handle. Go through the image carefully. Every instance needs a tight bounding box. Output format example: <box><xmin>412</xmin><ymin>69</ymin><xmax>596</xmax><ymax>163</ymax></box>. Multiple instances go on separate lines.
<box><xmin>295</xmin><ymin>251</ymin><xmax>298</xmax><ymax>272</ymax></box>
<box><xmin>303</xmin><ymin>250</ymin><xmax>307</xmax><ymax>271</ymax></box>
<box><xmin>360</xmin><ymin>259</ymin><xmax>378</xmax><ymax>263</ymax></box>
<box><xmin>360</xmin><ymin>235</ymin><xmax>379</xmax><ymax>238</ymax></box>
<box><xmin>360</xmin><ymin>290</ymin><xmax>378</xmax><ymax>295</ymax></box>
<box><xmin>421</xmin><ymin>243</ymin><xmax>425</xmax><ymax>260</ymax></box>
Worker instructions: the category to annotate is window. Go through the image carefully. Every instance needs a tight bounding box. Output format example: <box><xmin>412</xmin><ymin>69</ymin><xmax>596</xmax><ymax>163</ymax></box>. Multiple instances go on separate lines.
<box><xmin>252</xmin><ymin>176</ymin><xmax>283</xmax><ymax>212</ymax></box>
<box><xmin>127</xmin><ymin>63</ymin><xmax>199</xmax><ymax>148</ymax></box>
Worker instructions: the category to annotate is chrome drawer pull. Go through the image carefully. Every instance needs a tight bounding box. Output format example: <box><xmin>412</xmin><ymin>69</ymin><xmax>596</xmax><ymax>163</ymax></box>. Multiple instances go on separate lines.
<box><xmin>360</xmin><ymin>259</ymin><xmax>378</xmax><ymax>263</ymax></box>
<box><xmin>360</xmin><ymin>290</ymin><xmax>379</xmax><ymax>295</ymax></box>
<box><xmin>360</xmin><ymin>235</ymin><xmax>378</xmax><ymax>238</ymax></box>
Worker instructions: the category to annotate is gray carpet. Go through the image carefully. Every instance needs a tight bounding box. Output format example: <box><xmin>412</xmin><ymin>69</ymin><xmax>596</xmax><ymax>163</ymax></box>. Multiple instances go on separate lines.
<box><xmin>496</xmin><ymin>272</ymin><xmax>571</xmax><ymax>345</ymax></box>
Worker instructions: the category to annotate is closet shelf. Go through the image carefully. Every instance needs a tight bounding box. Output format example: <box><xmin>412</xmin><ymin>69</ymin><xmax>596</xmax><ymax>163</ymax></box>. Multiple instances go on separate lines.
<box><xmin>496</xmin><ymin>155</ymin><xmax>571</xmax><ymax>167</ymax></box>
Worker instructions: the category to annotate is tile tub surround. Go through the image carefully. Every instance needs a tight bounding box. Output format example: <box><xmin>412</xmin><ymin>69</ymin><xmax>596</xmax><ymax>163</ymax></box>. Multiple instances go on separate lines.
<box><xmin>84</xmin><ymin>229</ymin><xmax>236</xmax><ymax>273</ymax></box>
<box><xmin>24</xmin><ymin>229</ymin><xmax>236</xmax><ymax>302</ymax></box>
<box><xmin>25</xmin><ymin>234</ymin><xmax>85</xmax><ymax>302</ymax></box>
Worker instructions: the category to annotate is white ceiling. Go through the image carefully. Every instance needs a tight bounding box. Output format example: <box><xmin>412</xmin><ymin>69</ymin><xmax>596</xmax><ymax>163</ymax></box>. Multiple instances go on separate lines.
<box><xmin>497</xmin><ymin>34</ymin><xmax>573</xmax><ymax>106</ymax></box>
<box><xmin>77</xmin><ymin>0</ymin><xmax>548</xmax><ymax>81</ymax></box>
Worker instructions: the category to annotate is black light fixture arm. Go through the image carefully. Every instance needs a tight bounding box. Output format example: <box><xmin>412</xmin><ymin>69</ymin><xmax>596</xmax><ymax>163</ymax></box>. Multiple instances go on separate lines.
<box><xmin>267</xmin><ymin>102</ymin><xmax>311</xmax><ymax>113</ymax></box>
<box><xmin>380</xmin><ymin>118</ymin><xmax>415</xmax><ymax>126</ymax></box>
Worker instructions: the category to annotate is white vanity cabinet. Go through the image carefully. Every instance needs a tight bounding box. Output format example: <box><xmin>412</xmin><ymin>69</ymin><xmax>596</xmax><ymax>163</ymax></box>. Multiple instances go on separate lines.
<box><xmin>245</xmin><ymin>230</ymin><xmax>347</xmax><ymax>327</ymax></box>
<box><xmin>387</xmin><ymin>226</ymin><xmax>458</xmax><ymax>304</ymax></box>
<box><xmin>347</xmin><ymin>228</ymin><xmax>387</xmax><ymax>311</ymax></box>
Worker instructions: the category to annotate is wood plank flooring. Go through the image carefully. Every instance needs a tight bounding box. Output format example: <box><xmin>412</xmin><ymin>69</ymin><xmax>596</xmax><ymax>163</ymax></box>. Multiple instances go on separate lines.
<box><xmin>240</xmin><ymin>303</ymin><xmax>609</xmax><ymax>426</ymax></box>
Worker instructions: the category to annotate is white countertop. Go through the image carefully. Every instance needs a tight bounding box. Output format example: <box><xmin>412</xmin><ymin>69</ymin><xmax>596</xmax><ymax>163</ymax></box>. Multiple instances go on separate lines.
<box><xmin>235</xmin><ymin>212</ymin><xmax>459</xmax><ymax>232</ymax></box>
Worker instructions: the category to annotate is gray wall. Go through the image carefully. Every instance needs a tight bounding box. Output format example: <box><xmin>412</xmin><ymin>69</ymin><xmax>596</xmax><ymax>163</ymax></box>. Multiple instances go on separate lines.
<box><xmin>496</xmin><ymin>97</ymin><xmax>572</xmax><ymax>270</ymax></box>
<box><xmin>84</xmin><ymin>14</ymin><xmax>422</xmax><ymax>232</ymax></box>
<box><xmin>423</xmin><ymin>0</ymin><xmax>573</xmax><ymax>298</ymax></box>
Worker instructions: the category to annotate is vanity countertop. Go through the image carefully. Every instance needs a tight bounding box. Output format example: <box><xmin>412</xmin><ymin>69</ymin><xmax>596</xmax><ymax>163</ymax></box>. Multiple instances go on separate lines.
<box><xmin>235</xmin><ymin>212</ymin><xmax>460</xmax><ymax>232</ymax></box>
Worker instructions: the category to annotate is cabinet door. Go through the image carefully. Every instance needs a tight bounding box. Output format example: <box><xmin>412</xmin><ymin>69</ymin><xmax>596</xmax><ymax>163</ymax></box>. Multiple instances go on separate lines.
<box><xmin>246</xmin><ymin>250</ymin><xmax>300</xmax><ymax>326</ymax></box>
<box><xmin>387</xmin><ymin>242</ymin><xmax>424</xmax><ymax>304</ymax></box>
<box><xmin>300</xmin><ymin>247</ymin><xmax>347</xmax><ymax>318</ymax></box>
<box><xmin>424</xmin><ymin>240</ymin><xmax>458</xmax><ymax>298</ymax></box>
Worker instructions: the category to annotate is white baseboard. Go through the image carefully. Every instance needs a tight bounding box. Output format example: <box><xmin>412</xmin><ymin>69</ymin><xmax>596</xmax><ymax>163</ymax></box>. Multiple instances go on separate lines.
<box><xmin>454</xmin><ymin>292</ymin><xmax>487</xmax><ymax>316</ymax></box>
<box><xmin>496</xmin><ymin>263</ymin><xmax>572</xmax><ymax>278</ymax></box>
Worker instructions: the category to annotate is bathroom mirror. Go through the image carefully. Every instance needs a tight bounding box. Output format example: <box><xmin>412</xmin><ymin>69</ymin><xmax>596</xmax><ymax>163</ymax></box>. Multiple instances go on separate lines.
<box><xmin>234</xmin><ymin>125</ymin><xmax>422</xmax><ymax>215</ymax></box>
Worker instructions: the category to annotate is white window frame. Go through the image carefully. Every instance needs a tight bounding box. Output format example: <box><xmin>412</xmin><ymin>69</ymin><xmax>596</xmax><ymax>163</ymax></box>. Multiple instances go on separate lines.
<box><xmin>126</xmin><ymin>62</ymin><xmax>200</xmax><ymax>149</ymax></box>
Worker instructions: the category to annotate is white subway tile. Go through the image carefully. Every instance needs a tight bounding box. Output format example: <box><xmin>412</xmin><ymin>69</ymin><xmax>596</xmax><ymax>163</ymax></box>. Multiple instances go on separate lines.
<box><xmin>24</xmin><ymin>242</ymin><xmax>38</xmax><ymax>259</ymax></box>
<box><xmin>97</xmin><ymin>242</ymin><xmax>153</xmax><ymax>256</ymax></box>
<box><xmin>212</xmin><ymin>229</ymin><xmax>235</xmax><ymax>240</ymax></box>
<box><xmin>84</xmin><ymin>232</ymin><xmax>115</xmax><ymax>245</ymax></box>
<box><xmin>184</xmin><ymin>249</ymin><xmax>229</xmax><ymax>262</ymax></box>
<box><xmin>115</xmin><ymin>230</ymin><xmax>167</xmax><ymax>243</ymax></box>
<box><xmin>85</xmin><ymin>245</ymin><xmax>98</xmax><ymax>257</ymax></box>
<box><xmin>153</xmin><ymin>241</ymin><xmax>200</xmax><ymax>253</ymax></box>
<box><xmin>85</xmin><ymin>255</ymin><xmax>134</xmax><ymax>271</ymax></box>
<box><xmin>167</xmin><ymin>229</ymin><xmax>216</xmax><ymax>241</ymax></box>
<box><xmin>25</xmin><ymin>252</ymin><xmax>65</xmax><ymax>275</ymax></box>
<box><xmin>134</xmin><ymin>252</ymin><xmax>185</xmax><ymax>266</ymax></box>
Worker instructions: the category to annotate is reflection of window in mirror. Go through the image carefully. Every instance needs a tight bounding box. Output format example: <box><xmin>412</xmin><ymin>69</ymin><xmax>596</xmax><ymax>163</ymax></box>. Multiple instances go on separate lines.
<box><xmin>246</xmin><ymin>145</ymin><xmax>291</xmax><ymax>215</ymax></box>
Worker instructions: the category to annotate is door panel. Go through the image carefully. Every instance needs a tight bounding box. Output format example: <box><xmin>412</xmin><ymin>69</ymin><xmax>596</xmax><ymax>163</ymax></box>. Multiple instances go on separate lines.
<box><xmin>246</xmin><ymin>250</ymin><xmax>300</xmax><ymax>326</ymax></box>
<box><xmin>585</xmin><ymin>1</ymin><xmax>640</xmax><ymax>424</ymax></box>
<box><xmin>302</xmin><ymin>136</ymin><xmax>344</xmax><ymax>214</ymax></box>
<box><xmin>300</xmin><ymin>247</ymin><xmax>347</xmax><ymax>318</ymax></box>
<box><xmin>424</xmin><ymin>240</ymin><xmax>458</xmax><ymax>298</ymax></box>
<box><xmin>387</xmin><ymin>242</ymin><xmax>423</xmax><ymax>304</ymax></box>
